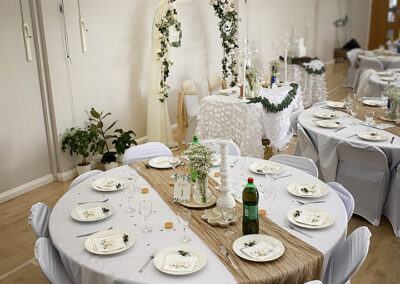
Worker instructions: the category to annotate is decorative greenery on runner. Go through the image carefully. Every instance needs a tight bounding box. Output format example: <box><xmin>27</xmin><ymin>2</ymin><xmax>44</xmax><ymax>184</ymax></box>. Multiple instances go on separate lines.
<box><xmin>210</xmin><ymin>0</ymin><xmax>239</xmax><ymax>87</ymax></box>
<box><xmin>293</xmin><ymin>57</ymin><xmax>325</xmax><ymax>75</ymax></box>
<box><xmin>156</xmin><ymin>0</ymin><xmax>182</xmax><ymax>103</ymax></box>
<box><xmin>247</xmin><ymin>83</ymin><xmax>299</xmax><ymax>113</ymax></box>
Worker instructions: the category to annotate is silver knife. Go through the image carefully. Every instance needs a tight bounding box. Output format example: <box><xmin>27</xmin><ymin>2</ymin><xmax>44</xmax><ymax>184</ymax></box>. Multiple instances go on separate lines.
<box><xmin>334</xmin><ymin>126</ymin><xmax>346</xmax><ymax>132</ymax></box>
<box><xmin>288</xmin><ymin>225</ymin><xmax>313</xmax><ymax>238</ymax></box>
<box><xmin>139</xmin><ymin>251</ymin><xmax>155</xmax><ymax>273</ymax></box>
<box><xmin>220</xmin><ymin>245</ymin><xmax>239</xmax><ymax>270</ymax></box>
<box><xmin>76</xmin><ymin>226</ymin><xmax>113</xmax><ymax>238</ymax></box>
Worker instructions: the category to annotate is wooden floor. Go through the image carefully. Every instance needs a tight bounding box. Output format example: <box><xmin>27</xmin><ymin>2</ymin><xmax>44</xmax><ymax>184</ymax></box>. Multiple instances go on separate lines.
<box><xmin>1</xmin><ymin>62</ymin><xmax>399</xmax><ymax>284</ymax></box>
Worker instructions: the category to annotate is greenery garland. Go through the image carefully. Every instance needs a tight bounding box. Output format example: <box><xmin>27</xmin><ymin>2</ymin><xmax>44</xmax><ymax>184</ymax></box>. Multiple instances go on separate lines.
<box><xmin>293</xmin><ymin>57</ymin><xmax>325</xmax><ymax>75</ymax></box>
<box><xmin>210</xmin><ymin>0</ymin><xmax>239</xmax><ymax>87</ymax></box>
<box><xmin>247</xmin><ymin>83</ymin><xmax>299</xmax><ymax>113</ymax></box>
<box><xmin>156</xmin><ymin>0</ymin><xmax>182</xmax><ymax>103</ymax></box>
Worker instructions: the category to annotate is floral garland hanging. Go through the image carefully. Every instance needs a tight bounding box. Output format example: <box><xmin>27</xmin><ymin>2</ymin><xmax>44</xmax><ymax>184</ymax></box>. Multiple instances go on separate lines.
<box><xmin>210</xmin><ymin>0</ymin><xmax>239</xmax><ymax>87</ymax></box>
<box><xmin>156</xmin><ymin>0</ymin><xmax>182</xmax><ymax>103</ymax></box>
<box><xmin>247</xmin><ymin>83</ymin><xmax>299</xmax><ymax>113</ymax></box>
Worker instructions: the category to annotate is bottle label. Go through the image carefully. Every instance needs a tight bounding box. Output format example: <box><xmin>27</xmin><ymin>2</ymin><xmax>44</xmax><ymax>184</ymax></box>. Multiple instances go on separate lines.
<box><xmin>244</xmin><ymin>204</ymin><xmax>258</xmax><ymax>220</ymax></box>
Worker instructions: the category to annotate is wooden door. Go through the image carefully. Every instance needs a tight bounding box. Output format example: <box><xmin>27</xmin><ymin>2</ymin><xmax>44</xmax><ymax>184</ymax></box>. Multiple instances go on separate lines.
<box><xmin>369</xmin><ymin>0</ymin><xmax>400</xmax><ymax>49</ymax></box>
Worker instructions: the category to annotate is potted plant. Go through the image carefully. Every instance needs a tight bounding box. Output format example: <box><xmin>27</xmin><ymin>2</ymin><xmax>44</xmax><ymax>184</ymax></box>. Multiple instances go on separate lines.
<box><xmin>112</xmin><ymin>129</ymin><xmax>137</xmax><ymax>163</ymax></box>
<box><xmin>61</xmin><ymin>126</ymin><xmax>97</xmax><ymax>175</ymax></box>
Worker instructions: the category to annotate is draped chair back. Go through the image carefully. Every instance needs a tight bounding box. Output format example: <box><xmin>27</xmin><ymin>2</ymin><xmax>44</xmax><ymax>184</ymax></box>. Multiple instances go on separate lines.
<box><xmin>208</xmin><ymin>73</ymin><xmax>225</xmax><ymax>95</ymax></box>
<box><xmin>387</xmin><ymin>60</ymin><xmax>400</xmax><ymax>69</ymax></box>
<box><xmin>70</xmin><ymin>170</ymin><xmax>103</xmax><ymax>189</ymax></box>
<box><xmin>123</xmin><ymin>142</ymin><xmax>172</xmax><ymax>165</ymax></box>
<box><xmin>356</xmin><ymin>69</ymin><xmax>377</xmax><ymax>98</ymax></box>
<box><xmin>178</xmin><ymin>79</ymin><xmax>200</xmax><ymax>143</ymax></box>
<box><xmin>327</xmin><ymin>182</ymin><xmax>355</xmax><ymax>222</ymax></box>
<box><xmin>345</xmin><ymin>48</ymin><xmax>363</xmax><ymax>88</ymax></box>
<box><xmin>290</xmin><ymin>109</ymin><xmax>303</xmax><ymax>134</ymax></box>
<box><xmin>28</xmin><ymin>202</ymin><xmax>51</xmax><ymax>238</ymax></box>
<box><xmin>359</xmin><ymin>57</ymin><xmax>384</xmax><ymax>71</ymax></box>
<box><xmin>270</xmin><ymin>154</ymin><xmax>318</xmax><ymax>177</ymax></box>
<box><xmin>383</xmin><ymin>164</ymin><xmax>400</xmax><ymax>237</ymax></box>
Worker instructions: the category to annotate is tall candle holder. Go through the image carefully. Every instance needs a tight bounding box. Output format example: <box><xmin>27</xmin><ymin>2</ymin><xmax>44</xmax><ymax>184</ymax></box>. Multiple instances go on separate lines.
<box><xmin>236</xmin><ymin>40</ymin><xmax>259</xmax><ymax>100</ymax></box>
<box><xmin>216</xmin><ymin>137</ymin><xmax>236</xmax><ymax>209</ymax></box>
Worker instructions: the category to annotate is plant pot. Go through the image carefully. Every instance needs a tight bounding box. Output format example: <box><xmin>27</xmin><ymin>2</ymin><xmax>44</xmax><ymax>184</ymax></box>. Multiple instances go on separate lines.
<box><xmin>117</xmin><ymin>151</ymin><xmax>125</xmax><ymax>163</ymax></box>
<box><xmin>104</xmin><ymin>162</ymin><xmax>118</xmax><ymax>171</ymax></box>
<box><xmin>193</xmin><ymin>175</ymin><xmax>212</xmax><ymax>204</ymax></box>
<box><xmin>76</xmin><ymin>163</ymin><xmax>91</xmax><ymax>175</ymax></box>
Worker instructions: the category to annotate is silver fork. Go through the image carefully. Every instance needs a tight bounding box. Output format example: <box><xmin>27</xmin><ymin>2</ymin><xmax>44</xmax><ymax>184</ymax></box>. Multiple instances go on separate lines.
<box><xmin>288</xmin><ymin>225</ymin><xmax>313</xmax><ymax>238</ymax></box>
<box><xmin>139</xmin><ymin>251</ymin><xmax>156</xmax><ymax>273</ymax></box>
<box><xmin>220</xmin><ymin>245</ymin><xmax>239</xmax><ymax>270</ymax></box>
<box><xmin>296</xmin><ymin>200</ymin><xmax>326</xmax><ymax>205</ymax></box>
<box><xmin>76</xmin><ymin>226</ymin><xmax>113</xmax><ymax>238</ymax></box>
<box><xmin>77</xmin><ymin>198</ymin><xmax>109</xmax><ymax>205</ymax></box>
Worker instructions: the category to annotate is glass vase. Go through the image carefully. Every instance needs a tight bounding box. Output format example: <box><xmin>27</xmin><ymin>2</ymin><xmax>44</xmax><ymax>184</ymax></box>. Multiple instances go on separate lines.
<box><xmin>386</xmin><ymin>100</ymin><xmax>399</xmax><ymax>121</ymax></box>
<box><xmin>193</xmin><ymin>175</ymin><xmax>212</xmax><ymax>204</ymax></box>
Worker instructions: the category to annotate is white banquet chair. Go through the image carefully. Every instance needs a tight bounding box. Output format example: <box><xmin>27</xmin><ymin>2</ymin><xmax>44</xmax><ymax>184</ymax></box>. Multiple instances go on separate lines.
<box><xmin>182</xmin><ymin>80</ymin><xmax>200</xmax><ymax>144</ymax></box>
<box><xmin>387</xmin><ymin>60</ymin><xmax>400</xmax><ymax>69</ymax></box>
<box><xmin>294</xmin><ymin>124</ymin><xmax>320</xmax><ymax>166</ymax></box>
<box><xmin>208</xmin><ymin>73</ymin><xmax>224</xmax><ymax>95</ymax></box>
<box><xmin>270</xmin><ymin>154</ymin><xmax>318</xmax><ymax>177</ymax></box>
<box><xmin>383</xmin><ymin>164</ymin><xmax>400</xmax><ymax>237</ymax></box>
<box><xmin>28</xmin><ymin>202</ymin><xmax>51</xmax><ymax>238</ymax></box>
<box><xmin>123</xmin><ymin>142</ymin><xmax>172</xmax><ymax>165</ymax></box>
<box><xmin>354</xmin><ymin>57</ymin><xmax>384</xmax><ymax>90</ymax></box>
<box><xmin>335</xmin><ymin>141</ymin><xmax>390</xmax><ymax>225</ymax></box>
<box><xmin>356</xmin><ymin>69</ymin><xmax>377</xmax><ymax>98</ymax></box>
<box><xmin>35</xmin><ymin>237</ymin><xmax>73</xmax><ymax>284</ymax></box>
<box><xmin>327</xmin><ymin>182</ymin><xmax>355</xmax><ymax>222</ymax></box>
<box><xmin>311</xmin><ymin>100</ymin><xmax>332</xmax><ymax>108</ymax></box>
<box><xmin>70</xmin><ymin>170</ymin><xmax>103</xmax><ymax>189</ymax></box>
<box><xmin>290</xmin><ymin>109</ymin><xmax>303</xmax><ymax>135</ymax></box>
<box><xmin>323</xmin><ymin>226</ymin><xmax>371</xmax><ymax>284</ymax></box>
<box><xmin>304</xmin><ymin>281</ymin><xmax>323</xmax><ymax>284</ymax></box>
<box><xmin>200</xmin><ymin>139</ymin><xmax>241</xmax><ymax>156</ymax></box>
<box><xmin>345</xmin><ymin>48</ymin><xmax>363</xmax><ymax>88</ymax></box>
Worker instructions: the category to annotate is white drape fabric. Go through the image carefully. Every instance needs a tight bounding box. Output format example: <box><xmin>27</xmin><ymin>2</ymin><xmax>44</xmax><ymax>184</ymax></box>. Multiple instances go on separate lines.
<box><xmin>290</xmin><ymin>109</ymin><xmax>303</xmax><ymax>134</ymax></box>
<box><xmin>356</xmin><ymin>69</ymin><xmax>376</xmax><ymax>98</ymax></box>
<box><xmin>294</xmin><ymin>124</ymin><xmax>320</xmax><ymax>167</ymax></box>
<box><xmin>327</xmin><ymin>182</ymin><xmax>355</xmax><ymax>222</ymax></box>
<box><xmin>199</xmin><ymin>139</ymin><xmax>241</xmax><ymax>156</ymax></box>
<box><xmin>270</xmin><ymin>154</ymin><xmax>318</xmax><ymax>177</ymax></box>
<box><xmin>28</xmin><ymin>202</ymin><xmax>51</xmax><ymax>238</ymax></box>
<box><xmin>345</xmin><ymin>48</ymin><xmax>363</xmax><ymax>88</ymax></box>
<box><xmin>323</xmin><ymin>226</ymin><xmax>371</xmax><ymax>284</ymax></box>
<box><xmin>147</xmin><ymin>0</ymin><xmax>174</xmax><ymax>145</ymax></box>
<box><xmin>383</xmin><ymin>165</ymin><xmax>400</xmax><ymax>237</ymax></box>
<box><xmin>122</xmin><ymin>142</ymin><xmax>172</xmax><ymax>165</ymax></box>
<box><xmin>182</xmin><ymin>81</ymin><xmax>200</xmax><ymax>143</ymax></box>
<box><xmin>34</xmin><ymin>237</ymin><xmax>73</xmax><ymax>284</ymax></box>
<box><xmin>70</xmin><ymin>170</ymin><xmax>103</xmax><ymax>189</ymax></box>
<box><xmin>354</xmin><ymin>57</ymin><xmax>384</xmax><ymax>90</ymax></box>
<box><xmin>196</xmin><ymin>85</ymin><xmax>303</xmax><ymax>157</ymax></box>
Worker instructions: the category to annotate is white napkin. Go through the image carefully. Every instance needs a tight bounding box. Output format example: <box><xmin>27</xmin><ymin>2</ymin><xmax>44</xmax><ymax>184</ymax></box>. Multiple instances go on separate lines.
<box><xmin>154</xmin><ymin>158</ymin><xmax>171</xmax><ymax>167</ymax></box>
<box><xmin>219</xmin><ymin>87</ymin><xmax>239</xmax><ymax>94</ymax></box>
<box><xmin>294</xmin><ymin>210</ymin><xmax>327</xmax><ymax>226</ymax></box>
<box><xmin>162</xmin><ymin>253</ymin><xmax>198</xmax><ymax>272</ymax></box>
<box><xmin>92</xmin><ymin>233</ymin><xmax>126</xmax><ymax>252</ymax></box>
<box><xmin>256</xmin><ymin>164</ymin><xmax>280</xmax><ymax>174</ymax></box>
<box><xmin>240</xmin><ymin>241</ymin><xmax>279</xmax><ymax>260</ymax></box>
<box><xmin>295</xmin><ymin>184</ymin><xmax>322</xmax><ymax>196</ymax></box>
<box><xmin>98</xmin><ymin>177</ymin><xmax>125</xmax><ymax>190</ymax></box>
<box><xmin>75</xmin><ymin>206</ymin><xmax>105</xmax><ymax>220</ymax></box>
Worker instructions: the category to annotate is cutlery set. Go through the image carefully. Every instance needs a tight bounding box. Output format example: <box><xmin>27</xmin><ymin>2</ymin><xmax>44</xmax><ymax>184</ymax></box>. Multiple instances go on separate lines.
<box><xmin>76</xmin><ymin>226</ymin><xmax>114</xmax><ymax>238</ymax></box>
<box><xmin>220</xmin><ymin>245</ymin><xmax>239</xmax><ymax>270</ymax></box>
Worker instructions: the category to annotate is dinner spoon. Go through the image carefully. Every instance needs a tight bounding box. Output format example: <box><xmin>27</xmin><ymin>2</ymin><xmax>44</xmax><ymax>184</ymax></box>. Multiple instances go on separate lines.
<box><xmin>76</xmin><ymin>226</ymin><xmax>114</xmax><ymax>238</ymax></box>
<box><xmin>77</xmin><ymin>198</ymin><xmax>109</xmax><ymax>205</ymax></box>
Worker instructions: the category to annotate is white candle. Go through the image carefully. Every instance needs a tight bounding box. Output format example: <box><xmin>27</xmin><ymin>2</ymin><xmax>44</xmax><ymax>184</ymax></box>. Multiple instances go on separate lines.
<box><xmin>305</xmin><ymin>22</ymin><xmax>310</xmax><ymax>49</ymax></box>
<box><xmin>284</xmin><ymin>45</ymin><xmax>288</xmax><ymax>84</ymax></box>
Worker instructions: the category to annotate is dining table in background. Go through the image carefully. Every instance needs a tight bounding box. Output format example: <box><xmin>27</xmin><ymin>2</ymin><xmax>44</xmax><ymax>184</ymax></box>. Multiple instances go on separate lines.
<box><xmin>368</xmin><ymin>69</ymin><xmax>400</xmax><ymax>97</ymax></box>
<box><xmin>357</xmin><ymin>51</ymin><xmax>400</xmax><ymax>70</ymax></box>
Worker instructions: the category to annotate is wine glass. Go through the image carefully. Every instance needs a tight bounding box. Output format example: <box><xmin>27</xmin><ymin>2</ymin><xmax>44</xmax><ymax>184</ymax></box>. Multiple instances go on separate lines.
<box><xmin>263</xmin><ymin>173</ymin><xmax>277</xmax><ymax>215</ymax></box>
<box><xmin>221</xmin><ymin>207</ymin><xmax>236</xmax><ymax>236</ymax></box>
<box><xmin>381</xmin><ymin>93</ymin><xmax>389</xmax><ymax>110</ymax></box>
<box><xmin>365</xmin><ymin>110</ymin><xmax>375</xmax><ymax>130</ymax></box>
<box><xmin>168</xmin><ymin>156</ymin><xmax>180</xmax><ymax>170</ymax></box>
<box><xmin>177</xmin><ymin>209</ymin><xmax>191</xmax><ymax>243</ymax></box>
<box><xmin>121</xmin><ymin>184</ymin><xmax>136</xmax><ymax>213</ymax></box>
<box><xmin>139</xmin><ymin>200</ymin><xmax>152</xmax><ymax>233</ymax></box>
<box><xmin>130</xmin><ymin>168</ymin><xmax>140</xmax><ymax>183</ymax></box>
<box><xmin>350</xmin><ymin>103</ymin><xmax>359</xmax><ymax>125</ymax></box>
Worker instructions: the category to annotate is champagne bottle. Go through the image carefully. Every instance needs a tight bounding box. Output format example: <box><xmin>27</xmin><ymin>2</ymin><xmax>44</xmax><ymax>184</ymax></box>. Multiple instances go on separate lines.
<box><xmin>190</xmin><ymin>135</ymin><xmax>199</xmax><ymax>182</ymax></box>
<box><xmin>242</xmin><ymin>177</ymin><xmax>259</xmax><ymax>235</ymax></box>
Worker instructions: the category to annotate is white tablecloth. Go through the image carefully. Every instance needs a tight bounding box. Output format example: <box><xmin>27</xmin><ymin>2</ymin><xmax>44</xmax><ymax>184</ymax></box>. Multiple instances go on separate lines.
<box><xmin>195</xmin><ymin>85</ymin><xmax>304</xmax><ymax>157</ymax></box>
<box><xmin>49</xmin><ymin>158</ymin><xmax>347</xmax><ymax>284</ymax></box>
<box><xmin>368</xmin><ymin>71</ymin><xmax>400</xmax><ymax>96</ymax></box>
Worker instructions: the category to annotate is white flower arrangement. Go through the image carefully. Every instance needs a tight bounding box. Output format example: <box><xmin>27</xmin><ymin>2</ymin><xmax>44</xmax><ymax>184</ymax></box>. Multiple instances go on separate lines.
<box><xmin>246</xmin><ymin>66</ymin><xmax>260</xmax><ymax>91</ymax></box>
<box><xmin>384</xmin><ymin>85</ymin><xmax>400</xmax><ymax>104</ymax></box>
<box><xmin>183</xmin><ymin>143</ymin><xmax>215</xmax><ymax>180</ymax></box>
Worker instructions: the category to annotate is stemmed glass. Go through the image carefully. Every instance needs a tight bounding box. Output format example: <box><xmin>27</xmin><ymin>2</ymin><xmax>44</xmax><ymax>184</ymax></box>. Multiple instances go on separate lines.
<box><xmin>177</xmin><ymin>209</ymin><xmax>191</xmax><ymax>243</ymax></box>
<box><xmin>221</xmin><ymin>207</ymin><xmax>236</xmax><ymax>236</ymax></box>
<box><xmin>139</xmin><ymin>200</ymin><xmax>153</xmax><ymax>233</ymax></box>
<box><xmin>122</xmin><ymin>184</ymin><xmax>136</xmax><ymax>213</ymax></box>
<box><xmin>349</xmin><ymin>103</ymin><xmax>359</xmax><ymax>125</ymax></box>
<box><xmin>381</xmin><ymin>93</ymin><xmax>389</xmax><ymax>110</ymax></box>
<box><xmin>130</xmin><ymin>168</ymin><xmax>140</xmax><ymax>183</ymax></box>
<box><xmin>365</xmin><ymin>110</ymin><xmax>375</xmax><ymax>131</ymax></box>
<box><xmin>263</xmin><ymin>172</ymin><xmax>277</xmax><ymax>215</ymax></box>
<box><xmin>168</xmin><ymin>156</ymin><xmax>180</xmax><ymax>170</ymax></box>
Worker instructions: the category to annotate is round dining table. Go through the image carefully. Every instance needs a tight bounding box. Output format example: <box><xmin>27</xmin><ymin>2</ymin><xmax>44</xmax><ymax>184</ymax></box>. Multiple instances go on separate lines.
<box><xmin>358</xmin><ymin>54</ymin><xmax>400</xmax><ymax>69</ymax></box>
<box><xmin>49</xmin><ymin>157</ymin><xmax>347</xmax><ymax>284</ymax></box>
<box><xmin>368</xmin><ymin>69</ymin><xmax>400</xmax><ymax>96</ymax></box>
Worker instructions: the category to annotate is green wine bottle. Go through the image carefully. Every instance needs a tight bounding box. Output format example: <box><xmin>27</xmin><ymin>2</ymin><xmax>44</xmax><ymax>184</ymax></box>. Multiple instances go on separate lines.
<box><xmin>190</xmin><ymin>135</ymin><xmax>199</xmax><ymax>182</ymax></box>
<box><xmin>242</xmin><ymin>177</ymin><xmax>259</xmax><ymax>235</ymax></box>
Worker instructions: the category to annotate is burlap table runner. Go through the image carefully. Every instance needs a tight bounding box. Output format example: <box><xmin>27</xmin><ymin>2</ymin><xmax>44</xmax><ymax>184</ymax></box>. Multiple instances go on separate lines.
<box><xmin>130</xmin><ymin>160</ymin><xmax>323</xmax><ymax>284</ymax></box>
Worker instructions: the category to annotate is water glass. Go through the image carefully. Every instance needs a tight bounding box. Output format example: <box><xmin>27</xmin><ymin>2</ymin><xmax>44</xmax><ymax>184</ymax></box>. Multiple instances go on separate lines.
<box><xmin>122</xmin><ymin>184</ymin><xmax>136</xmax><ymax>213</ymax></box>
<box><xmin>350</xmin><ymin>103</ymin><xmax>359</xmax><ymax>125</ymax></box>
<box><xmin>139</xmin><ymin>200</ymin><xmax>153</xmax><ymax>233</ymax></box>
<box><xmin>221</xmin><ymin>207</ymin><xmax>236</xmax><ymax>236</ymax></box>
<box><xmin>177</xmin><ymin>209</ymin><xmax>191</xmax><ymax>243</ymax></box>
<box><xmin>365</xmin><ymin>110</ymin><xmax>375</xmax><ymax>130</ymax></box>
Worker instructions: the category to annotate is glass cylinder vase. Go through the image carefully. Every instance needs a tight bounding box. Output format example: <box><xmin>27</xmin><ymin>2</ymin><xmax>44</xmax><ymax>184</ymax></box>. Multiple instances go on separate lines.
<box><xmin>193</xmin><ymin>175</ymin><xmax>212</xmax><ymax>204</ymax></box>
<box><xmin>386</xmin><ymin>100</ymin><xmax>399</xmax><ymax>121</ymax></box>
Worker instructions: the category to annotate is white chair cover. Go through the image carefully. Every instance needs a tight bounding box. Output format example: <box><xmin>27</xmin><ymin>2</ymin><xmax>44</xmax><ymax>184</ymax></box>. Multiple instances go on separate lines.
<box><xmin>183</xmin><ymin>92</ymin><xmax>200</xmax><ymax>144</ymax></box>
<box><xmin>323</xmin><ymin>226</ymin><xmax>371</xmax><ymax>284</ymax></box>
<box><xmin>383</xmin><ymin>164</ymin><xmax>400</xmax><ymax>237</ymax></box>
<box><xmin>270</xmin><ymin>154</ymin><xmax>318</xmax><ymax>177</ymax></box>
<box><xmin>336</xmin><ymin>141</ymin><xmax>390</xmax><ymax>225</ymax></box>
<box><xmin>304</xmin><ymin>281</ymin><xmax>323</xmax><ymax>284</ymax></box>
<box><xmin>28</xmin><ymin>202</ymin><xmax>51</xmax><ymax>238</ymax></box>
<box><xmin>311</xmin><ymin>100</ymin><xmax>332</xmax><ymax>108</ymax></box>
<box><xmin>208</xmin><ymin>73</ymin><xmax>223</xmax><ymax>95</ymax></box>
<box><xmin>327</xmin><ymin>182</ymin><xmax>355</xmax><ymax>222</ymax></box>
<box><xmin>354</xmin><ymin>57</ymin><xmax>384</xmax><ymax>90</ymax></box>
<box><xmin>34</xmin><ymin>237</ymin><xmax>73</xmax><ymax>284</ymax></box>
<box><xmin>122</xmin><ymin>142</ymin><xmax>172</xmax><ymax>165</ymax></box>
<box><xmin>356</xmin><ymin>69</ymin><xmax>377</xmax><ymax>98</ymax></box>
<box><xmin>387</xmin><ymin>60</ymin><xmax>400</xmax><ymax>69</ymax></box>
<box><xmin>345</xmin><ymin>48</ymin><xmax>363</xmax><ymax>88</ymax></box>
<box><xmin>70</xmin><ymin>170</ymin><xmax>103</xmax><ymax>189</ymax></box>
<box><xmin>295</xmin><ymin>124</ymin><xmax>319</xmax><ymax>163</ymax></box>
<box><xmin>200</xmin><ymin>139</ymin><xmax>241</xmax><ymax>156</ymax></box>
<box><xmin>290</xmin><ymin>109</ymin><xmax>303</xmax><ymax>135</ymax></box>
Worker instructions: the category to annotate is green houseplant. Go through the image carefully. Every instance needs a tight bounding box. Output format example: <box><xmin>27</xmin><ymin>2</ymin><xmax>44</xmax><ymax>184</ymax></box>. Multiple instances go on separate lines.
<box><xmin>61</xmin><ymin>126</ymin><xmax>98</xmax><ymax>175</ymax></box>
<box><xmin>112</xmin><ymin>129</ymin><xmax>137</xmax><ymax>162</ymax></box>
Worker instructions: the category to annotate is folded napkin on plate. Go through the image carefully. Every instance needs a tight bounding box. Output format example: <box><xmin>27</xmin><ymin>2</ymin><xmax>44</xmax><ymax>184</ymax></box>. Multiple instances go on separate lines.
<box><xmin>256</xmin><ymin>164</ymin><xmax>280</xmax><ymax>174</ymax></box>
<box><xmin>98</xmin><ymin>177</ymin><xmax>124</xmax><ymax>190</ymax></box>
<box><xmin>162</xmin><ymin>253</ymin><xmax>198</xmax><ymax>272</ymax></box>
<box><xmin>154</xmin><ymin>159</ymin><xmax>171</xmax><ymax>167</ymax></box>
<box><xmin>92</xmin><ymin>233</ymin><xmax>126</xmax><ymax>252</ymax></box>
<box><xmin>295</xmin><ymin>211</ymin><xmax>327</xmax><ymax>226</ymax></box>
<box><xmin>75</xmin><ymin>206</ymin><xmax>105</xmax><ymax>220</ymax></box>
<box><xmin>295</xmin><ymin>184</ymin><xmax>322</xmax><ymax>196</ymax></box>
<box><xmin>240</xmin><ymin>241</ymin><xmax>279</xmax><ymax>260</ymax></box>
<box><xmin>219</xmin><ymin>87</ymin><xmax>239</xmax><ymax>94</ymax></box>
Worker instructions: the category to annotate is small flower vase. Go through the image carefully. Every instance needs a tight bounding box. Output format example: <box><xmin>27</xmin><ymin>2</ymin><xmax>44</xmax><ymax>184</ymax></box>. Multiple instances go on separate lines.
<box><xmin>386</xmin><ymin>100</ymin><xmax>399</xmax><ymax>120</ymax></box>
<box><xmin>193</xmin><ymin>175</ymin><xmax>212</xmax><ymax>204</ymax></box>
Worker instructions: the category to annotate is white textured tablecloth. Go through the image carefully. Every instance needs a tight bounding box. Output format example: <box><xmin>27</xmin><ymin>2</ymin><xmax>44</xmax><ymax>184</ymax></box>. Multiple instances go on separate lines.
<box><xmin>196</xmin><ymin>85</ymin><xmax>304</xmax><ymax>157</ymax></box>
<box><xmin>49</xmin><ymin>158</ymin><xmax>347</xmax><ymax>284</ymax></box>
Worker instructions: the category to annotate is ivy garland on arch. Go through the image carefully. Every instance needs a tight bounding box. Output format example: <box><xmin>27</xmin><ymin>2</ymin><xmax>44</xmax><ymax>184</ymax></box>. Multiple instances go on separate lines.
<box><xmin>247</xmin><ymin>83</ymin><xmax>299</xmax><ymax>113</ymax></box>
<box><xmin>210</xmin><ymin>0</ymin><xmax>239</xmax><ymax>87</ymax></box>
<box><xmin>156</xmin><ymin>0</ymin><xmax>182</xmax><ymax>103</ymax></box>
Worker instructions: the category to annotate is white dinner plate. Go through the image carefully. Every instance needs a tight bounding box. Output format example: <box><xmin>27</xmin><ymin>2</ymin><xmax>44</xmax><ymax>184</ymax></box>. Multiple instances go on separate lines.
<box><xmin>71</xmin><ymin>202</ymin><xmax>114</xmax><ymax>222</ymax></box>
<box><xmin>232</xmin><ymin>234</ymin><xmax>285</xmax><ymax>262</ymax></box>
<box><xmin>380</xmin><ymin>77</ymin><xmax>397</xmax><ymax>82</ymax></box>
<box><xmin>377</xmin><ymin>71</ymin><xmax>392</xmax><ymax>76</ymax></box>
<box><xmin>249</xmin><ymin>160</ymin><xmax>284</xmax><ymax>175</ymax></box>
<box><xmin>326</xmin><ymin>101</ymin><xmax>346</xmax><ymax>109</ymax></box>
<box><xmin>91</xmin><ymin>177</ymin><xmax>128</xmax><ymax>192</ymax></box>
<box><xmin>84</xmin><ymin>229</ymin><xmax>135</xmax><ymax>255</ymax></box>
<box><xmin>153</xmin><ymin>245</ymin><xmax>207</xmax><ymax>275</ymax></box>
<box><xmin>362</xmin><ymin>100</ymin><xmax>386</xmax><ymax>107</ymax></box>
<box><xmin>313</xmin><ymin>111</ymin><xmax>338</xmax><ymax>119</ymax></box>
<box><xmin>148</xmin><ymin>156</ymin><xmax>181</xmax><ymax>169</ymax></box>
<box><xmin>287</xmin><ymin>181</ymin><xmax>329</xmax><ymax>198</ymax></box>
<box><xmin>357</xmin><ymin>131</ymin><xmax>389</xmax><ymax>141</ymax></box>
<box><xmin>287</xmin><ymin>206</ymin><xmax>335</xmax><ymax>229</ymax></box>
<box><xmin>316</xmin><ymin>120</ymin><xmax>344</xmax><ymax>128</ymax></box>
